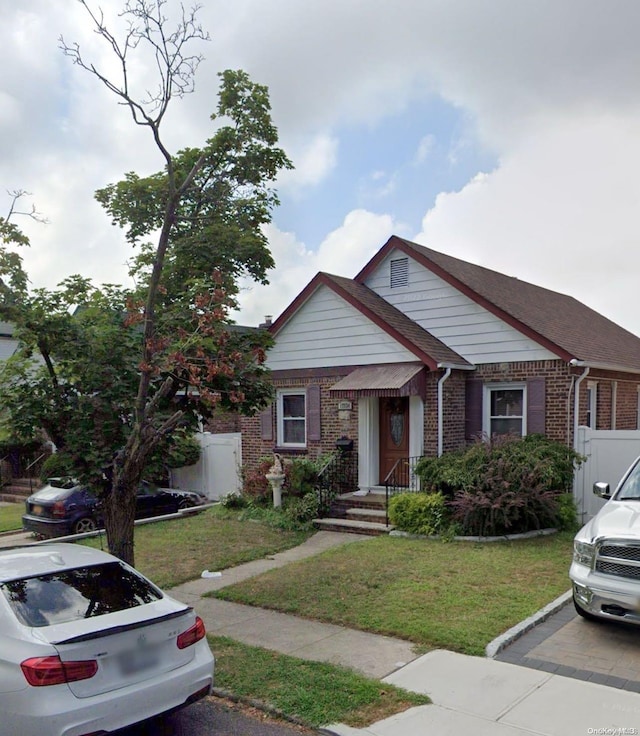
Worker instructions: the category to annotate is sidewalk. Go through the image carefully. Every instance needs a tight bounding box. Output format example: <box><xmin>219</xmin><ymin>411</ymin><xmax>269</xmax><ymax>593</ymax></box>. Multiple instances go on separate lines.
<box><xmin>169</xmin><ymin>530</ymin><xmax>640</xmax><ymax>736</ymax></box>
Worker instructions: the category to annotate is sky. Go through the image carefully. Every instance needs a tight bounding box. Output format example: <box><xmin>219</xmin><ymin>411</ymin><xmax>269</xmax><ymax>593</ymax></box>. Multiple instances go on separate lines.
<box><xmin>3</xmin><ymin>1</ymin><xmax>640</xmax><ymax>337</ymax></box>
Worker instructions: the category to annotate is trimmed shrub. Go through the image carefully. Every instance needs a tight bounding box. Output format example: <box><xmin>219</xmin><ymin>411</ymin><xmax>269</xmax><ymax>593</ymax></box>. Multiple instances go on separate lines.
<box><xmin>450</xmin><ymin>485</ymin><xmax>560</xmax><ymax>537</ymax></box>
<box><xmin>416</xmin><ymin>434</ymin><xmax>584</xmax><ymax>498</ymax></box>
<box><xmin>556</xmin><ymin>492</ymin><xmax>580</xmax><ymax>532</ymax></box>
<box><xmin>388</xmin><ymin>492</ymin><xmax>449</xmax><ymax>535</ymax></box>
<box><xmin>284</xmin><ymin>492</ymin><xmax>320</xmax><ymax>525</ymax></box>
<box><xmin>287</xmin><ymin>457</ymin><xmax>321</xmax><ymax>498</ymax></box>
<box><xmin>39</xmin><ymin>452</ymin><xmax>75</xmax><ymax>483</ymax></box>
<box><xmin>241</xmin><ymin>454</ymin><xmax>332</xmax><ymax>504</ymax></box>
<box><xmin>415</xmin><ymin>434</ymin><xmax>585</xmax><ymax>536</ymax></box>
<box><xmin>241</xmin><ymin>457</ymin><xmax>274</xmax><ymax>502</ymax></box>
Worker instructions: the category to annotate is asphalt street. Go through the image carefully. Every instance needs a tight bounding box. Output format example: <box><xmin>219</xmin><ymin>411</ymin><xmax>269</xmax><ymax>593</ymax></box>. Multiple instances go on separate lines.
<box><xmin>114</xmin><ymin>696</ymin><xmax>316</xmax><ymax>736</ymax></box>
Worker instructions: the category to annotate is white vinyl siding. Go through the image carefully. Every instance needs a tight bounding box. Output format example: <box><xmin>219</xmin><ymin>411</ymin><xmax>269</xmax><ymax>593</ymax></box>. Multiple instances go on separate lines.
<box><xmin>267</xmin><ymin>285</ymin><xmax>418</xmax><ymax>370</ymax></box>
<box><xmin>364</xmin><ymin>250</ymin><xmax>558</xmax><ymax>364</ymax></box>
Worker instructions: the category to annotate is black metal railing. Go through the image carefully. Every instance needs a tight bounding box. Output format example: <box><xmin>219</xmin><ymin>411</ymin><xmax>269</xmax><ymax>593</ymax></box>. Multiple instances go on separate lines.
<box><xmin>315</xmin><ymin>450</ymin><xmax>358</xmax><ymax>515</ymax></box>
<box><xmin>384</xmin><ymin>456</ymin><xmax>423</xmax><ymax>525</ymax></box>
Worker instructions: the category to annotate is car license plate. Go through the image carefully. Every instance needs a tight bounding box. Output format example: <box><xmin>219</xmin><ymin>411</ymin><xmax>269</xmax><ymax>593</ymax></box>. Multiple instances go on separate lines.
<box><xmin>117</xmin><ymin>648</ymin><xmax>159</xmax><ymax>676</ymax></box>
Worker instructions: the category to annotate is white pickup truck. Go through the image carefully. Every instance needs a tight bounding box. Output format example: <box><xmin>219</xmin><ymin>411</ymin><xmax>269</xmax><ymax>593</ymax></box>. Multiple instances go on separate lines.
<box><xmin>570</xmin><ymin>456</ymin><xmax>640</xmax><ymax>623</ymax></box>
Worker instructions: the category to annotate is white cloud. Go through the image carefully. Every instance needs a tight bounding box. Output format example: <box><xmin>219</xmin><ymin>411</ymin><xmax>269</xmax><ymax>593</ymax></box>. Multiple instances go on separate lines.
<box><xmin>277</xmin><ymin>133</ymin><xmax>339</xmax><ymax>193</ymax></box>
<box><xmin>4</xmin><ymin>0</ymin><xmax>640</xmax><ymax>338</ymax></box>
<box><xmin>414</xmin><ymin>114</ymin><xmax>640</xmax><ymax>333</ymax></box>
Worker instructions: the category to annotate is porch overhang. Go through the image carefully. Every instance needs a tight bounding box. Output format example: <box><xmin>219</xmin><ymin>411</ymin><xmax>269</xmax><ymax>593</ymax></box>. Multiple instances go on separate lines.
<box><xmin>329</xmin><ymin>363</ymin><xmax>426</xmax><ymax>398</ymax></box>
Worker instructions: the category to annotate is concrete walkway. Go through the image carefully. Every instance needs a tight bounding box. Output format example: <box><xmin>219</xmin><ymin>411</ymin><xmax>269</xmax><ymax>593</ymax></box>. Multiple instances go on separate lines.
<box><xmin>170</xmin><ymin>531</ymin><xmax>416</xmax><ymax>678</ymax></box>
<box><xmin>169</xmin><ymin>530</ymin><xmax>640</xmax><ymax>736</ymax></box>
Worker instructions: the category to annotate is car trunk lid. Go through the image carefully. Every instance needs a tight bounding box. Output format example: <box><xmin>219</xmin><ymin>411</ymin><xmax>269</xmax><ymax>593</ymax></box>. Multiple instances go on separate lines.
<box><xmin>39</xmin><ymin>601</ymin><xmax>197</xmax><ymax>698</ymax></box>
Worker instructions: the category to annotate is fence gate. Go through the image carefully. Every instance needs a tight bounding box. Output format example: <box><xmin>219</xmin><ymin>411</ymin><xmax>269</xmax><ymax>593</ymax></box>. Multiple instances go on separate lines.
<box><xmin>574</xmin><ymin>427</ymin><xmax>640</xmax><ymax>522</ymax></box>
<box><xmin>170</xmin><ymin>432</ymin><xmax>241</xmax><ymax>501</ymax></box>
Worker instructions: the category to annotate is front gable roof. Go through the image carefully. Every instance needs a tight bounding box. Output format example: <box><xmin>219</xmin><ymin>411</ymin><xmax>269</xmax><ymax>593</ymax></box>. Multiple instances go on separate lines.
<box><xmin>269</xmin><ymin>271</ymin><xmax>471</xmax><ymax>370</ymax></box>
<box><xmin>356</xmin><ymin>236</ymin><xmax>640</xmax><ymax>371</ymax></box>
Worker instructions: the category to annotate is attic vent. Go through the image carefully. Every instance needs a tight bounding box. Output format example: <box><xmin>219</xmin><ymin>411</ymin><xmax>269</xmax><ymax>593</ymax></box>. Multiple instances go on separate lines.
<box><xmin>390</xmin><ymin>257</ymin><xmax>409</xmax><ymax>288</ymax></box>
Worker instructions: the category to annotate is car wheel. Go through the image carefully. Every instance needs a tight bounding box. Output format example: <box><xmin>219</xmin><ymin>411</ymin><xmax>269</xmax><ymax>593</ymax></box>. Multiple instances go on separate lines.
<box><xmin>73</xmin><ymin>517</ymin><xmax>97</xmax><ymax>534</ymax></box>
<box><xmin>573</xmin><ymin>593</ymin><xmax>599</xmax><ymax>622</ymax></box>
<box><xmin>178</xmin><ymin>498</ymin><xmax>195</xmax><ymax>510</ymax></box>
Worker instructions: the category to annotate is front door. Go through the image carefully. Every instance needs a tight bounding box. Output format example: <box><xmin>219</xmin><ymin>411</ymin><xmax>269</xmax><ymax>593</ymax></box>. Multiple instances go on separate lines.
<box><xmin>379</xmin><ymin>397</ymin><xmax>409</xmax><ymax>484</ymax></box>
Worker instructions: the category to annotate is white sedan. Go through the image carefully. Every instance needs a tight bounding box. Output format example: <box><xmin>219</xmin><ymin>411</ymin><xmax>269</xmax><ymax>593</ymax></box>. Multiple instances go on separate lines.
<box><xmin>0</xmin><ymin>543</ymin><xmax>214</xmax><ymax>735</ymax></box>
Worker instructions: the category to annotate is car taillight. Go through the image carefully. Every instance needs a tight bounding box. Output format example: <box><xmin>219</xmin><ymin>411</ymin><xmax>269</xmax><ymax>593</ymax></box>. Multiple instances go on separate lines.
<box><xmin>52</xmin><ymin>501</ymin><xmax>67</xmax><ymax>518</ymax></box>
<box><xmin>21</xmin><ymin>655</ymin><xmax>98</xmax><ymax>686</ymax></box>
<box><xmin>176</xmin><ymin>616</ymin><xmax>206</xmax><ymax>649</ymax></box>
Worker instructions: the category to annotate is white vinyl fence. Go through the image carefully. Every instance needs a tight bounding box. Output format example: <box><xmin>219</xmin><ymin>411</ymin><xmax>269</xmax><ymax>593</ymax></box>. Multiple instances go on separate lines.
<box><xmin>573</xmin><ymin>427</ymin><xmax>640</xmax><ymax>522</ymax></box>
<box><xmin>170</xmin><ymin>432</ymin><xmax>241</xmax><ymax>501</ymax></box>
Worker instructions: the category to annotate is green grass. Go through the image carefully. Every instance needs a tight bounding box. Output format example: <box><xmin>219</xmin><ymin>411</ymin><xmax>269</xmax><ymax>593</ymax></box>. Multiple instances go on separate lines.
<box><xmin>83</xmin><ymin>507</ymin><xmax>311</xmax><ymax>589</ymax></box>
<box><xmin>0</xmin><ymin>503</ymin><xmax>25</xmax><ymax>533</ymax></box>
<box><xmin>214</xmin><ymin>532</ymin><xmax>574</xmax><ymax>656</ymax></box>
<box><xmin>210</xmin><ymin>635</ymin><xmax>429</xmax><ymax>728</ymax></box>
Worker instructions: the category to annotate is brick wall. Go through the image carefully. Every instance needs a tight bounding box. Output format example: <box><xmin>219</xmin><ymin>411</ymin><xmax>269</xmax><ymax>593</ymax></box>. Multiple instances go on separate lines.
<box><xmin>205</xmin><ymin>411</ymin><xmax>241</xmax><ymax>434</ymax></box>
<box><xmin>470</xmin><ymin>360</ymin><xmax>574</xmax><ymax>443</ymax></box>
<box><xmin>240</xmin><ymin>361</ymin><xmax>640</xmax><ymax>476</ymax></box>
<box><xmin>240</xmin><ymin>371</ymin><xmax>358</xmax><ymax>471</ymax></box>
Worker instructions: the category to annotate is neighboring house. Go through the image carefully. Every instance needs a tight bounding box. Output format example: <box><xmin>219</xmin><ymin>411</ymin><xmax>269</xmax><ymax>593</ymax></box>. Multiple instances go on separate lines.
<box><xmin>240</xmin><ymin>236</ymin><xmax>640</xmax><ymax>495</ymax></box>
<box><xmin>0</xmin><ymin>321</ymin><xmax>19</xmax><ymax>362</ymax></box>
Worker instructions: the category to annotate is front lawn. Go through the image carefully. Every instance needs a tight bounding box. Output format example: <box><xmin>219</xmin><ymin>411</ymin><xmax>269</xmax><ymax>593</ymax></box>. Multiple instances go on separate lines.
<box><xmin>210</xmin><ymin>635</ymin><xmax>430</xmax><ymax>728</ymax></box>
<box><xmin>83</xmin><ymin>507</ymin><xmax>311</xmax><ymax>589</ymax></box>
<box><xmin>214</xmin><ymin>532</ymin><xmax>574</xmax><ymax>656</ymax></box>
<box><xmin>0</xmin><ymin>503</ymin><xmax>25</xmax><ymax>533</ymax></box>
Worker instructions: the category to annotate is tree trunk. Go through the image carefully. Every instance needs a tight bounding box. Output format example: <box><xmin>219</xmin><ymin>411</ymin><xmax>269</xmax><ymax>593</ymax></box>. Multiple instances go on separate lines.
<box><xmin>102</xmin><ymin>478</ymin><xmax>137</xmax><ymax>565</ymax></box>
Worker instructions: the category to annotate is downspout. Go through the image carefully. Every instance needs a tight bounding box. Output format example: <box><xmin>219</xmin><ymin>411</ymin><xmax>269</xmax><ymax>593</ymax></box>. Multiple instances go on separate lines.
<box><xmin>571</xmin><ymin>360</ymin><xmax>590</xmax><ymax>525</ymax></box>
<box><xmin>437</xmin><ymin>367</ymin><xmax>452</xmax><ymax>457</ymax></box>
<box><xmin>571</xmin><ymin>361</ymin><xmax>590</xmax><ymax>453</ymax></box>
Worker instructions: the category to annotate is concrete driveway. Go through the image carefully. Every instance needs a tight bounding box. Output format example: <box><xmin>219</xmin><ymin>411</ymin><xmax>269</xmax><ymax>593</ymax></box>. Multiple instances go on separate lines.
<box><xmin>496</xmin><ymin>599</ymin><xmax>640</xmax><ymax>692</ymax></box>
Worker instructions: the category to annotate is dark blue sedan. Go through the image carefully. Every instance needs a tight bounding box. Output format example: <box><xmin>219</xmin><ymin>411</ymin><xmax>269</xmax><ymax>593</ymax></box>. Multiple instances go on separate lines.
<box><xmin>22</xmin><ymin>479</ymin><xmax>207</xmax><ymax>538</ymax></box>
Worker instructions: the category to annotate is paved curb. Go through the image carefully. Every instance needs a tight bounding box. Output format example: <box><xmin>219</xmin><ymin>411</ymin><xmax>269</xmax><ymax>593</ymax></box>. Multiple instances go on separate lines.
<box><xmin>485</xmin><ymin>589</ymin><xmax>573</xmax><ymax>658</ymax></box>
<box><xmin>390</xmin><ymin>527</ymin><xmax>558</xmax><ymax>543</ymax></box>
<box><xmin>212</xmin><ymin>688</ymin><xmax>326</xmax><ymax>733</ymax></box>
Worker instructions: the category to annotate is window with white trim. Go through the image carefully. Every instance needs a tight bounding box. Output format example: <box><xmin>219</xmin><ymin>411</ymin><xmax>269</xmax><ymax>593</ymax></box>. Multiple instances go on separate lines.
<box><xmin>277</xmin><ymin>390</ymin><xmax>306</xmax><ymax>447</ymax></box>
<box><xmin>586</xmin><ymin>381</ymin><xmax>597</xmax><ymax>429</ymax></box>
<box><xmin>484</xmin><ymin>384</ymin><xmax>527</xmax><ymax>436</ymax></box>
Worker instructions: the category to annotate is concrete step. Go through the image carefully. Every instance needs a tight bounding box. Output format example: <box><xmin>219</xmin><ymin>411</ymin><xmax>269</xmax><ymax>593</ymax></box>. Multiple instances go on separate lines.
<box><xmin>0</xmin><ymin>494</ymin><xmax>27</xmax><ymax>504</ymax></box>
<box><xmin>345</xmin><ymin>507</ymin><xmax>388</xmax><ymax>524</ymax></box>
<box><xmin>313</xmin><ymin>517</ymin><xmax>393</xmax><ymax>536</ymax></box>
<box><xmin>1</xmin><ymin>482</ymin><xmax>40</xmax><ymax>499</ymax></box>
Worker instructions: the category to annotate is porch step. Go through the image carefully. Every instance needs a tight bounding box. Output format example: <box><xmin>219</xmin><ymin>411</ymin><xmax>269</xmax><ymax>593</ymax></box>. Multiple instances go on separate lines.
<box><xmin>331</xmin><ymin>491</ymin><xmax>386</xmax><ymax>517</ymax></box>
<box><xmin>345</xmin><ymin>507</ymin><xmax>388</xmax><ymax>524</ymax></box>
<box><xmin>1</xmin><ymin>478</ymin><xmax>41</xmax><ymax>499</ymax></box>
<box><xmin>313</xmin><ymin>517</ymin><xmax>394</xmax><ymax>536</ymax></box>
<box><xmin>0</xmin><ymin>493</ymin><xmax>27</xmax><ymax>504</ymax></box>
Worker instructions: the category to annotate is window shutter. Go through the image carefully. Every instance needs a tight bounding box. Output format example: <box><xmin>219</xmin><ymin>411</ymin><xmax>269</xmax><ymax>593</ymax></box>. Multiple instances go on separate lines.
<box><xmin>465</xmin><ymin>378</ymin><xmax>483</xmax><ymax>440</ymax></box>
<box><xmin>527</xmin><ymin>377</ymin><xmax>546</xmax><ymax>435</ymax></box>
<box><xmin>307</xmin><ymin>384</ymin><xmax>321</xmax><ymax>441</ymax></box>
<box><xmin>260</xmin><ymin>404</ymin><xmax>273</xmax><ymax>441</ymax></box>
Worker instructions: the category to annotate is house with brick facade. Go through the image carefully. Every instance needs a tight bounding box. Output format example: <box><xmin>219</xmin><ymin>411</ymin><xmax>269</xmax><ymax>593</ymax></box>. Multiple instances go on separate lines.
<box><xmin>240</xmin><ymin>236</ymin><xmax>640</xmax><ymax>516</ymax></box>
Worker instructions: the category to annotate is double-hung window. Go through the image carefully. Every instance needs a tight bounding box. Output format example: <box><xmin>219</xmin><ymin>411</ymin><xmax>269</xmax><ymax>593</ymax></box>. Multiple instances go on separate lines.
<box><xmin>277</xmin><ymin>390</ymin><xmax>306</xmax><ymax>447</ymax></box>
<box><xmin>485</xmin><ymin>384</ymin><xmax>526</xmax><ymax>436</ymax></box>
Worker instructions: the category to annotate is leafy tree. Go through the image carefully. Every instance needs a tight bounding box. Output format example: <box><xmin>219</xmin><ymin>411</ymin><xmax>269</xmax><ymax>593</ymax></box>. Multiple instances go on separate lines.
<box><xmin>0</xmin><ymin>1</ymin><xmax>290</xmax><ymax>564</ymax></box>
